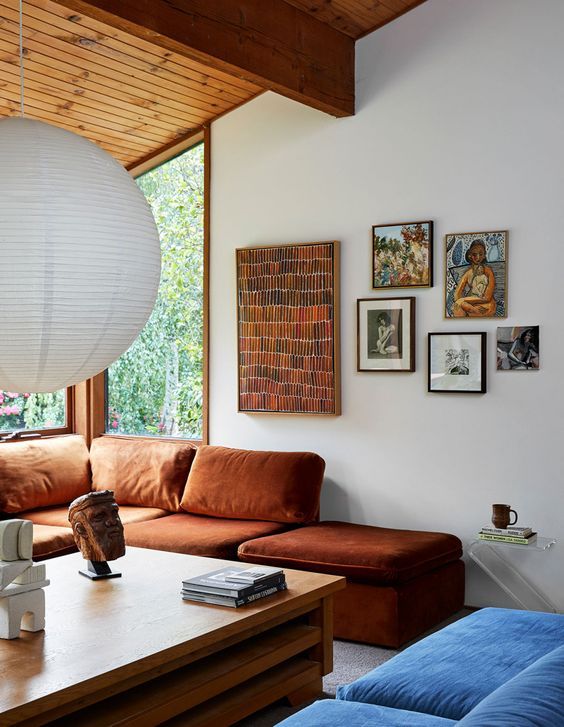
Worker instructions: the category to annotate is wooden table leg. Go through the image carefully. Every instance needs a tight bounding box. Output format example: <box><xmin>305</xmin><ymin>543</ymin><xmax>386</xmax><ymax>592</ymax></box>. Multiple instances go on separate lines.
<box><xmin>308</xmin><ymin>595</ymin><xmax>334</xmax><ymax>675</ymax></box>
<box><xmin>286</xmin><ymin>674</ymin><xmax>323</xmax><ymax>707</ymax></box>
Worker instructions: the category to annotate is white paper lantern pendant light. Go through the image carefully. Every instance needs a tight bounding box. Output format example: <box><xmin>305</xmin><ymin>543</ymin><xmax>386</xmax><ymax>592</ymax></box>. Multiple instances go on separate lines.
<box><xmin>0</xmin><ymin>1</ymin><xmax>161</xmax><ymax>393</ymax></box>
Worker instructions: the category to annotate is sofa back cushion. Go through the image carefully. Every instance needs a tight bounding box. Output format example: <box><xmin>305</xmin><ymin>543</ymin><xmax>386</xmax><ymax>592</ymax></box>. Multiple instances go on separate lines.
<box><xmin>0</xmin><ymin>435</ymin><xmax>91</xmax><ymax>513</ymax></box>
<box><xmin>180</xmin><ymin>445</ymin><xmax>325</xmax><ymax>523</ymax></box>
<box><xmin>337</xmin><ymin>607</ymin><xmax>564</xmax><ymax>720</ymax></box>
<box><xmin>458</xmin><ymin>645</ymin><xmax>564</xmax><ymax>726</ymax></box>
<box><xmin>90</xmin><ymin>436</ymin><xmax>197</xmax><ymax>511</ymax></box>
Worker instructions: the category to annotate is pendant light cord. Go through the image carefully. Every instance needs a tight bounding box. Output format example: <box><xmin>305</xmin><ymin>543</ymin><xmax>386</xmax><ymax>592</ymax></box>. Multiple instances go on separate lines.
<box><xmin>19</xmin><ymin>0</ymin><xmax>25</xmax><ymax>117</ymax></box>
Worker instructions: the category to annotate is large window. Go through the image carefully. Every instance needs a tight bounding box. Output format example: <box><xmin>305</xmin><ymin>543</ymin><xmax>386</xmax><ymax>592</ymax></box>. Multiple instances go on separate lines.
<box><xmin>106</xmin><ymin>143</ymin><xmax>205</xmax><ymax>440</ymax></box>
<box><xmin>0</xmin><ymin>390</ymin><xmax>68</xmax><ymax>435</ymax></box>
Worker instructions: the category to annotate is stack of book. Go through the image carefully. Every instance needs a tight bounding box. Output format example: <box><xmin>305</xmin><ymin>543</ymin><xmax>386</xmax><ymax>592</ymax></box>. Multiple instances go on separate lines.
<box><xmin>181</xmin><ymin>565</ymin><xmax>286</xmax><ymax>607</ymax></box>
<box><xmin>478</xmin><ymin>525</ymin><xmax>537</xmax><ymax>544</ymax></box>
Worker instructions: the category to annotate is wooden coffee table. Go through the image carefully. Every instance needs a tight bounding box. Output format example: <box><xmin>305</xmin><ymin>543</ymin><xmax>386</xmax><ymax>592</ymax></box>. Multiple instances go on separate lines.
<box><xmin>0</xmin><ymin>547</ymin><xmax>345</xmax><ymax>726</ymax></box>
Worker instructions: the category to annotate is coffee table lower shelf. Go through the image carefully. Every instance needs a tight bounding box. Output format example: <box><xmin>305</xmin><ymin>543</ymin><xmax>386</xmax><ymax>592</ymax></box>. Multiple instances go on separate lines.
<box><xmin>51</xmin><ymin>623</ymin><xmax>322</xmax><ymax>727</ymax></box>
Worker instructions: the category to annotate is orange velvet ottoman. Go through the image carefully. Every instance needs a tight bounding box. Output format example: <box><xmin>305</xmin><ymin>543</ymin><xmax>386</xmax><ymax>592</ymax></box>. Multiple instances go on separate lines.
<box><xmin>238</xmin><ymin>521</ymin><xmax>464</xmax><ymax>648</ymax></box>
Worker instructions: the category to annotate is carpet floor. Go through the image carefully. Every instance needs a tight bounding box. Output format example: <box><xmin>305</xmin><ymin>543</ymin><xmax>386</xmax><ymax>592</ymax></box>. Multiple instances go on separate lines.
<box><xmin>236</xmin><ymin>608</ymin><xmax>472</xmax><ymax>727</ymax></box>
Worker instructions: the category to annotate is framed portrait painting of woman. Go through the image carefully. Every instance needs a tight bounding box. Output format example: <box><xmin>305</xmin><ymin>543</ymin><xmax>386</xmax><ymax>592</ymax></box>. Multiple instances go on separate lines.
<box><xmin>357</xmin><ymin>297</ymin><xmax>415</xmax><ymax>372</ymax></box>
<box><xmin>444</xmin><ymin>230</ymin><xmax>507</xmax><ymax>318</ymax></box>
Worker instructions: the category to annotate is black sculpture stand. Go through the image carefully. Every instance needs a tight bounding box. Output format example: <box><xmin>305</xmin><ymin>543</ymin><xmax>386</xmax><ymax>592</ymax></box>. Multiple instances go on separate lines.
<box><xmin>79</xmin><ymin>560</ymin><xmax>122</xmax><ymax>580</ymax></box>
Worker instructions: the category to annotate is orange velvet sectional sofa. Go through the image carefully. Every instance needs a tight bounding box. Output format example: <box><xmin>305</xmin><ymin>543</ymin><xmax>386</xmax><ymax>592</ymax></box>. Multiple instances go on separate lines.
<box><xmin>0</xmin><ymin>434</ymin><xmax>322</xmax><ymax>560</ymax></box>
<box><xmin>0</xmin><ymin>434</ymin><xmax>464</xmax><ymax>647</ymax></box>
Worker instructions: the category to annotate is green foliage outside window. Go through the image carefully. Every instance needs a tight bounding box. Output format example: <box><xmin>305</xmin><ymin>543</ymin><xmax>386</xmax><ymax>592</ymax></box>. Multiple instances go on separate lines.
<box><xmin>107</xmin><ymin>143</ymin><xmax>204</xmax><ymax>439</ymax></box>
<box><xmin>0</xmin><ymin>390</ymin><xmax>66</xmax><ymax>433</ymax></box>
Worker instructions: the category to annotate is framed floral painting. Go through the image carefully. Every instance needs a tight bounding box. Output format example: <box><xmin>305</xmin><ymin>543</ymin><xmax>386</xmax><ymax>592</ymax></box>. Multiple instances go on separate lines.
<box><xmin>373</xmin><ymin>221</ymin><xmax>433</xmax><ymax>289</ymax></box>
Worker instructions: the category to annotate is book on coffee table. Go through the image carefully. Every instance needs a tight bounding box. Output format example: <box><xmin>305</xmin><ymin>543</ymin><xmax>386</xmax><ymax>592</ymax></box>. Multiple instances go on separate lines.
<box><xmin>181</xmin><ymin>581</ymin><xmax>287</xmax><ymax>608</ymax></box>
<box><xmin>182</xmin><ymin>566</ymin><xmax>286</xmax><ymax>599</ymax></box>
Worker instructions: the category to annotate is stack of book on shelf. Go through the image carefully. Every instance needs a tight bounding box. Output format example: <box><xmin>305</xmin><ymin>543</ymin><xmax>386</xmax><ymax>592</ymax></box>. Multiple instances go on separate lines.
<box><xmin>181</xmin><ymin>565</ymin><xmax>286</xmax><ymax>608</ymax></box>
<box><xmin>478</xmin><ymin>525</ymin><xmax>537</xmax><ymax>544</ymax></box>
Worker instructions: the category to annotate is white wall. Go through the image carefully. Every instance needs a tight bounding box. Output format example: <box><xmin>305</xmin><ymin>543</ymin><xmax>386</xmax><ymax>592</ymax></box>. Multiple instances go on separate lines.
<box><xmin>210</xmin><ymin>0</ymin><xmax>564</xmax><ymax>609</ymax></box>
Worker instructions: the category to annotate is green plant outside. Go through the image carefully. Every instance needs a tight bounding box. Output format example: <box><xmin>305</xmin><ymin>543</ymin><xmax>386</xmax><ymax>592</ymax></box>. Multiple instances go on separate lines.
<box><xmin>106</xmin><ymin>143</ymin><xmax>204</xmax><ymax>439</ymax></box>
<box><xmin>0</xmin><ymin>390</ymin><xmax>66</xmax><ymax>433</ymax></box>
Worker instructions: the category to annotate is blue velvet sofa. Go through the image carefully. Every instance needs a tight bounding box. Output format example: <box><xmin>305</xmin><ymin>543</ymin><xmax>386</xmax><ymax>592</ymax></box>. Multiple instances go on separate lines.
<box><xmin>278</xmin><ymin>608</ymin><xmax>564</xmax><ymax>726</ymax></box>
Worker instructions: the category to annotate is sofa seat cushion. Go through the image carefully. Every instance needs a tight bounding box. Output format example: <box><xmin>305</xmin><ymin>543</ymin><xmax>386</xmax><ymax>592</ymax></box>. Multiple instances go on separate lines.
<box><xmin>238</xmin><ymin>521</ymin><xmax>462</xmax><ymax>584</ymax></box>
<box><xmin>458</xmin><ymin>644</ymin><xmax>564</xmax><ymax>726</ymax></box>
<box><xmin>32</xmin><ymin>525</ymin><xmax>77</xmax><ymax>561</ymax></box>
<box><xmin>20</xmin><ymin>505</ymin><xmax>170</xmax><ymax>528</ymax></box>
<box><xmin>124</xmin><ymin>513</ymin><xmax>290</xmax><ymax>560</ymax></box>
<box><xmin>0</xmin><ymin>435</ymin><xmax>90</xmax><ymax>513</ymax></box>
<box><xmin>277</xmin><ymin>700</ymin><xmax>456</xmax><ymax>726</ymax></box>
<box><xmin>337</xmin><ymin>608</ymin><xmax>564</xmax><ymax>720</ymax></box>
<box><xmin>90</xmin><ymin>436</ymin><xmax>197</xmax><ymax>511</ymax></box>
<box><xmin>180</xmin><ymin>445</ymin><xmax>325</xmax><ymax>524</ymax></box>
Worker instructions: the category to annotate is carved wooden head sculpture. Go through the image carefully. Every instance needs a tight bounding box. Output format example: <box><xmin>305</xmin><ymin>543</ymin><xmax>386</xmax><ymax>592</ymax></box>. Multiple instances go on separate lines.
<box><xmin>68</xmin><ymin>490</ymin><xmax>125</xmax><ymax>562</ymax></box>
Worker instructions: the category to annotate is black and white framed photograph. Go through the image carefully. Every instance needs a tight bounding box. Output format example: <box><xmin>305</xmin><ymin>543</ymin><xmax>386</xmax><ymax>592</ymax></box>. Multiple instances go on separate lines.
<box><xmin>357</xmin><ymin>297</ymin><xmax>415</xmax><ymax>372</ymax></box>
<box><xmin>428</xmin><ymin>332</ymin><xmax>486</xmax><ymax>393</ymax></box>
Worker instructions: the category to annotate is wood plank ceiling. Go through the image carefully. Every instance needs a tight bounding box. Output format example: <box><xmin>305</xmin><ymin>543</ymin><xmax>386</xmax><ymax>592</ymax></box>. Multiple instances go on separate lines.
<box><xmin>0</xmin><ymin>0</ymin><xmax>426</xmax><ymax>170</ymax></box>
<box><xmin>0</xmin><ymin>0</ymin><xmax>262</xmax><ymax>168</ymax></box>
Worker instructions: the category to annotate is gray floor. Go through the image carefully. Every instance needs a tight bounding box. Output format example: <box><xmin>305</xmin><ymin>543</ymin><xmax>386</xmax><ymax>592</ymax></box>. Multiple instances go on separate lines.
<box><xmin>236</xmin><ymin>608</ymin><xmax>472</xmax><ymax>726</ymax></box>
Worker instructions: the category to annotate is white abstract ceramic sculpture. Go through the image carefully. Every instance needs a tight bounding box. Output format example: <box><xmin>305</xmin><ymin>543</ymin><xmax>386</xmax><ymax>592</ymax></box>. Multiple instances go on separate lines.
<box><xmin>0</xmin><ymin>520</ymin><xmax>49</xmax><ymax>639</ymax></box>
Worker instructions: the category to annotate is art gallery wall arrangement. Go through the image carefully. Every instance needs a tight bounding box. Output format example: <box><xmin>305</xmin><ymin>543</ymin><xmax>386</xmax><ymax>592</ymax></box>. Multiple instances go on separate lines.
<box><xmin>236</xmin><ymin>222</ymin><xmax>538</xmax><ymax>415</ymax></box>
<box><xmin>361</xmin><ymin>221</ymin><xmax>538</xmax><ymax>394</ymax></box>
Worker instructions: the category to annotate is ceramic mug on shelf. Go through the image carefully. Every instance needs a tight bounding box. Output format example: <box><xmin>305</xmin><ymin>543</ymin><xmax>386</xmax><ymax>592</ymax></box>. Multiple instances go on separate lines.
<box><xmin>492</xmin><ymin>503</ymin><xmax>518</xmax><ymax>529</ymax></box>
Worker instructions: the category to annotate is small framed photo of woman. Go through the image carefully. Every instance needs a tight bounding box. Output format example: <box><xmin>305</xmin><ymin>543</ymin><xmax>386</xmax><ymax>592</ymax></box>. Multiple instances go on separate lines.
<box><xmin>357</xmin><ymin>297</ymin><xmax>415</xmax><ymax>372</ymax></box>
<box><xmin>428</xmin><ymin>332</ymin><xmax>487</xmax><ymax>393</ymax></box>
<box><xmin>496</xmin><ymin>326</ymin><xmax>539</xmax><ymax>370</ymax></box>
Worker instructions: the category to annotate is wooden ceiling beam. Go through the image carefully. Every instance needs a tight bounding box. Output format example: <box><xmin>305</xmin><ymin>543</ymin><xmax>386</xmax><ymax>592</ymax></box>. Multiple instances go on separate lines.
<box><xmin>54</xmin><ymin>0</ymin><xmax>355</xmax><ymax>118</ymax></box>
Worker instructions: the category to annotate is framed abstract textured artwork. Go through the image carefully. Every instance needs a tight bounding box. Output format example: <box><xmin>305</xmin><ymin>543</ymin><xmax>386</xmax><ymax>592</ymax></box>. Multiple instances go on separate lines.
<box><xmin>236</xmin><ymin>241</ymin><xmax>340</xmax><ymax>415</ymax></box>
<box><xmin>445</xmin><ymin>230</ymin><xmax>507</xmax><ymax>318</ymax></box>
